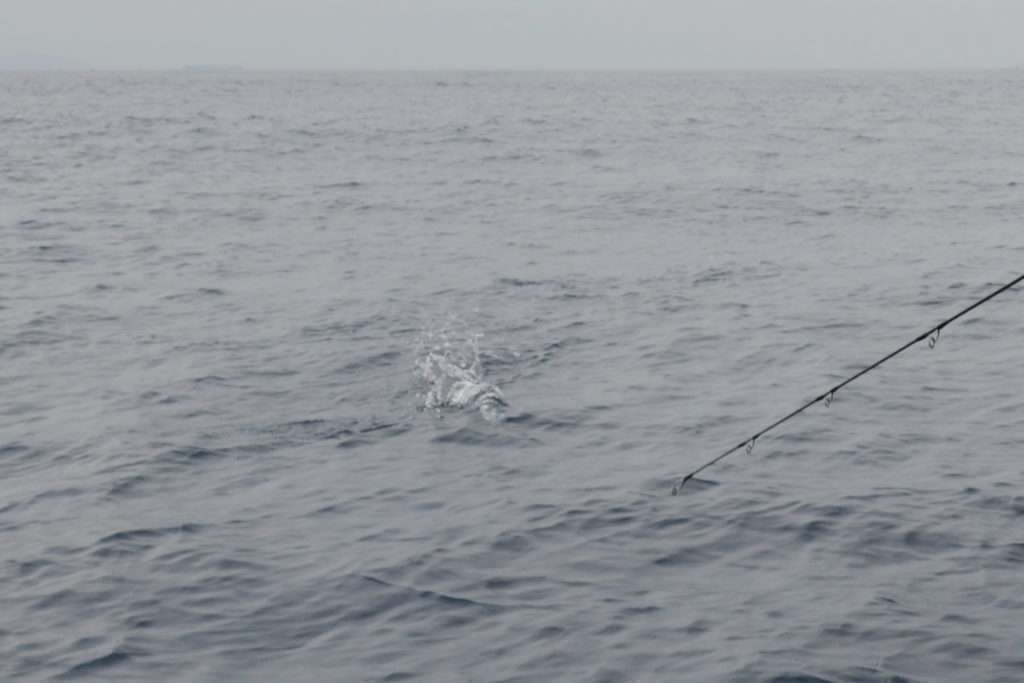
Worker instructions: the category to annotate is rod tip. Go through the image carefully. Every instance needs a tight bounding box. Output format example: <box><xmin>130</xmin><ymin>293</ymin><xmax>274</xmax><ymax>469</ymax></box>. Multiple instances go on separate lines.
<box><xmin>672</xmin><ymin>474</ymin><xmax>693</xmax><ymax>495</ymax></box>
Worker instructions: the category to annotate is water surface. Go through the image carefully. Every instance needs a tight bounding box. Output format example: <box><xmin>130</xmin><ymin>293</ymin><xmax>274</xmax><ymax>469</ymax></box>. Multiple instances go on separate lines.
<box><xmin>2</xmin><ymin>70</ymin><xmax>1023</xmax><ymax>682</ymax></box>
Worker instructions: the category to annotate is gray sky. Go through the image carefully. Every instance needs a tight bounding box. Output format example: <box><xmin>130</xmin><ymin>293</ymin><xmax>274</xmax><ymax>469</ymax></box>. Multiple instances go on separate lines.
<box><xmin>3</xmin><ymin>0</ymin><xmax>1024</xmax><ymax>70</ymax></box>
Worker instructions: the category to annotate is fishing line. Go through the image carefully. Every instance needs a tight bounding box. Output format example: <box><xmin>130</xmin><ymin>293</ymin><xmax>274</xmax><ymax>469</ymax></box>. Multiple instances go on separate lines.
<box><xmin>672</xmin><ymin>273</ymin><xmax>1024</xmax><ymax>495</ymax></box>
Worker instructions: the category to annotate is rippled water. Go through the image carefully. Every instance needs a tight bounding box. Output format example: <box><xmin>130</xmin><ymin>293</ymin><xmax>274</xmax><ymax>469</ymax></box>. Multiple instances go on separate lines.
<box><xmin>2</xmin><ymin>70</ymin><xmax>1023</xmax><ymax>682</ymax></box>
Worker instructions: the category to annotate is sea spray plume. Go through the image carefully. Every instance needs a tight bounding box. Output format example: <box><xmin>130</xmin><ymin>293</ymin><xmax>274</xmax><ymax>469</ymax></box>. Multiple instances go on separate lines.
<box><xmin>414</xmin><ymin>319</ymin><xmax>508</xmax><ymax>422</ymax></box>
<box><xmin>672</xmin><ymin>273</ymin><xmax>1024</xmax><ymax>495</ymax></box>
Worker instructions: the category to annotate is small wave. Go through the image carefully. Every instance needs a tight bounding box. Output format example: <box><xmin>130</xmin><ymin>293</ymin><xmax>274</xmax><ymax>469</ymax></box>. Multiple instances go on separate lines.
<box><xmin>16</xmin><ymin>218</ymin><xmax>57</xmax><ymax>230</ymax></box>
<box><xmin>165</xmin><ymin>445</ymin><xmax>230</xmax><ymax>462</ymax></box>
<box><xmin>336</xmin><ymin>350</ymin><xmax>403</xmax><ymax>374</ymax></box>
<box><xmin>315</xmin><ymin>180</ymin><xmax>363</xmax><ymax>189</ymax></box>
<box><xmin>766</xmin><ymin>674</ymin><xmax>837</xmax><ymax>683</ymax></box>
<box><xmin>59</xmin><ymin>651</ymin><xmax>132</xmax><ymax>679</ymax></box>
<box><xmin>430</xmin><ymin>427</ymin><xmax>536</xmax><ymax>447</ymax></box>
<box><xmin>693</xmin><ymin>267</ymin><xmax>734</xmax><ymax>286</ymax></box>
<box><xmin>495</xmin><ymin>277</ymin><xmax>544</xmax><ymax>287</ymax></box>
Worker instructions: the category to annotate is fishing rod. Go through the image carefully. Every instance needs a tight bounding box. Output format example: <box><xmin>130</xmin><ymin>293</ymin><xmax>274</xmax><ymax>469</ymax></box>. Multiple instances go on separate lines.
<box><xmin>672</xmin><ymin>272</ymin><xmax>1024</xmax><ymax>495</ymax></box>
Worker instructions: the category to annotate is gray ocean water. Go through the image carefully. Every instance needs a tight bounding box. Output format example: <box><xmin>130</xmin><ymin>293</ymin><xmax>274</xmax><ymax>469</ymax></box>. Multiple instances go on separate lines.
<box><xmin>2</xmin><ymin>70</ymin><xmax>1023</xmax><ymax>682</ymax></box>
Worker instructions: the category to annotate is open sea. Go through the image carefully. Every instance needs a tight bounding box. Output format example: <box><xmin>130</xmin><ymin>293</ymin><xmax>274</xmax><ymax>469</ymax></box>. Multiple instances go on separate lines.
<box><xmin>1</xmin><ymin>70</ymin><xmax>1023</xmax><ymax>682</ymax></box>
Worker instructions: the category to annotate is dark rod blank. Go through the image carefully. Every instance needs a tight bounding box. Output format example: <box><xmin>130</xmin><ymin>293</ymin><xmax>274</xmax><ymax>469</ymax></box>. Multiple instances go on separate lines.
<box><xmin>672</xmin><ymin>272</ymin><xmax>1024</xmax><ymax>495</ymax></box>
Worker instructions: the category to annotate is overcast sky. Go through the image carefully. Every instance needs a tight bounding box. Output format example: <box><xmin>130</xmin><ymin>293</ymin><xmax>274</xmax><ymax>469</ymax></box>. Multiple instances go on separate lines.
<box><xmin>3</xmin><ymin>0</ymin><xmax>1024</xmax><ymax>70</ymax></box>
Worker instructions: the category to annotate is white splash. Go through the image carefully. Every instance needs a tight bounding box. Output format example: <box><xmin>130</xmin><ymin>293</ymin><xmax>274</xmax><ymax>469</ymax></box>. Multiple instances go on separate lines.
<box><xmin>414</xmin><ymin>323</ymin><xmax>507</xmax><ymax>422</ymax></box>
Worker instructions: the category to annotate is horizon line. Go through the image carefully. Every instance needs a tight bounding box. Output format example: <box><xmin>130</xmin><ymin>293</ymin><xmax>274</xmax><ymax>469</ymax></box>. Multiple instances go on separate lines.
<box><xmin>3</xmin><ymin>65</ymin><xmax>1024</xmax><ymax>73</ymax></box>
